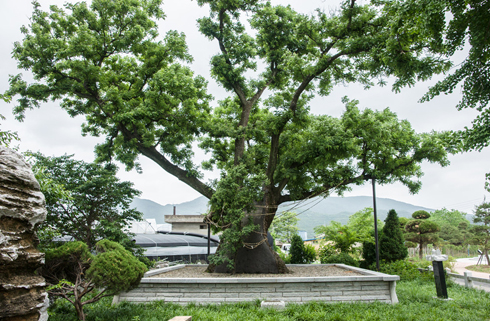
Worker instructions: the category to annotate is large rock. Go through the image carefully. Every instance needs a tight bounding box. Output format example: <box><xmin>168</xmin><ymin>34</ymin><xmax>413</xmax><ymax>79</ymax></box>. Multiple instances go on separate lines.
<box><xmin>0</xmin><ymin>146</ymin><xmax>48</xmax><ymax>321</ymax></box>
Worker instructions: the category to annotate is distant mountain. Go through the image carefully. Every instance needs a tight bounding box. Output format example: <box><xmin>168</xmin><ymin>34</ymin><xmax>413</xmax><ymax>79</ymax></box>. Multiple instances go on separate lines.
<box><xmin>281</xmin><ymin>196</ymin><xmax>434</xmax><ymax>239</ymax></box>
<box><xmin>131</xmin><ymin>197</ymin><xmax>209</xmax><ymax>224</ymax></box>
<box><xmin>131</xmin><ymin>196</ymin><xmax>433</xmax><ymax>238</ymax></box>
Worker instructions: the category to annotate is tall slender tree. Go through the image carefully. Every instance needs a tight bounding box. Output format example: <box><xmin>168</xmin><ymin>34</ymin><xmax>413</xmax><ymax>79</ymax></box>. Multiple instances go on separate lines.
<box><xmin>379</xmin><ymin>209</ymin><xmax>408</xmax><ymax>262</ymax></box>
<box><xmin>471</xmin><ymin>201</ymin><xmax>490</xmax><ymax>265</ymax></box>
<box><xmin>6</xmin><ymin>0</ymin><xmax>453</xmax><ymax>273</ymax></box>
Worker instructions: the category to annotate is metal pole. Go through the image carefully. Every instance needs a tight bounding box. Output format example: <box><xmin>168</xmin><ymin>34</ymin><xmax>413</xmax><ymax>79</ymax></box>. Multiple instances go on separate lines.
<box><xmin>207</xmin><ymin>223</ymin><xmax>211</xmax><ymax>261</ymax></box>
<box><xmin>372</xmin><ymin>178</ymin><xmax>380</xmax><ymax>271</ymax></box>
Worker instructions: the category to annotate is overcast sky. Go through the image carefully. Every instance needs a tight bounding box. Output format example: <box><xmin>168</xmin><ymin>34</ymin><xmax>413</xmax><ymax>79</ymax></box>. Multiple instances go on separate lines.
<box><xmin>1</xmin><ymin>0</ymin><xmax>489</xmax><ymax>214</ymax></box>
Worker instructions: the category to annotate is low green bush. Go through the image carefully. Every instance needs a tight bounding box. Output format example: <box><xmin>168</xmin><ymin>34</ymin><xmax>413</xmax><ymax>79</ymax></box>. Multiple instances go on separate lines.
<box><xmin>320</xmin><ymin>252</ymin><xmax>359</xmax><ymax>267</ymax></box>
<box><xmin>318</xmin><ymin>243</ymin><xmax>337</xmax><ymax>262</ymax></box>
<box><xmin>374</xmin><ymin>260</ymin><xmax>420</xmax><ymax>281</ymax></box>
<box><xmin>303</xmin><ymin>244</ymin><xmax>317</xmax><ymax>263</ymax></box>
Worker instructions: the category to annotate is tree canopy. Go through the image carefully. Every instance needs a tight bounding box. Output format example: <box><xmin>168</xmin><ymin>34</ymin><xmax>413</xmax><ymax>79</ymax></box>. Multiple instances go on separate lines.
<box><xmin>31</xmin><ymin>153</ymin><xmax>143</xmax><ymax>252</ymax></box>
<box><xmin>420</xmin><ymin>0</ymin><xmax>490</xmax><ymax>189</ymax></box>
<box><xmin>405</xmin><ymin>210</ymin><xmax>440</xmax><ymax>259</ymax></box>
<box><xmin>5</xmin><ymin>0</ymin><xmax>454</xmax><ymax>273</ymax></box>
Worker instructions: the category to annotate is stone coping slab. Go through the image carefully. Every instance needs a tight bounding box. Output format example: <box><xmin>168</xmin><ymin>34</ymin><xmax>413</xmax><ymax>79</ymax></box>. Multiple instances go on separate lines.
<box><xmin>142</xmin><ymin>264</ymin><xmax>400</xmax><ymax>283</ymax></box>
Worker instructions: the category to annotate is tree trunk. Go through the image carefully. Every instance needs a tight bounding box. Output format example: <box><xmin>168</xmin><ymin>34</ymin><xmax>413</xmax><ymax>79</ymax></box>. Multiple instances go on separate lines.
<box><xmin>209</xmin><ymin>202</ymin><xmax>289</xmax><ymax>274</ymax></box>
<box><xmin>74</xmin><ymin>299</ymin><xmax>85</xmax><ymax>321</ymax></box>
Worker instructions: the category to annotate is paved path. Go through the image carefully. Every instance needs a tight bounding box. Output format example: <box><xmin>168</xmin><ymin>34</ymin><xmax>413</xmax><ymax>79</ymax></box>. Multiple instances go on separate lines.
<box><xmin>450</xmin><ymin>257</ymin><xmax>490</xmax><ymax>292</ymax></box>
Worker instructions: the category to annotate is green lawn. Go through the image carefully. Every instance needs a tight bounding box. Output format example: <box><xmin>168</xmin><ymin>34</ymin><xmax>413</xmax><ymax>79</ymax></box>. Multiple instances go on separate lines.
<box><xmin>48</xmin><ymin>279</ymin><xmax>490</xmax><ymax>321</ymax></box>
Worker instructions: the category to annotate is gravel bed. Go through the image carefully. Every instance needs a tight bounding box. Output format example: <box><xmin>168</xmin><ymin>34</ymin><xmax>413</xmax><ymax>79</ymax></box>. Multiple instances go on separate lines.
<box><xmin>148</xmin><ymin>265</ymin><xmax>364</xmax><ymax>278</ymax></box>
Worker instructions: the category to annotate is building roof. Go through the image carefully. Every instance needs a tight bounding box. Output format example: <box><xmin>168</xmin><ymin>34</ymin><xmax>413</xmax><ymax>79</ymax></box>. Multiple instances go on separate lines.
<box><xmin>133</xmin><ymin>232</ymin><xmax>219</xmax><ymax>248</ymax></box>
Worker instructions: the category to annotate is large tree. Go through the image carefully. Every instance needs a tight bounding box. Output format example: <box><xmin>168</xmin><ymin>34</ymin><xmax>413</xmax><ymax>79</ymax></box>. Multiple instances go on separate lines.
<box><xmin>6</xmin><ymin>0</ymin><xmax>453</xmax><ymax>273</ymax></box>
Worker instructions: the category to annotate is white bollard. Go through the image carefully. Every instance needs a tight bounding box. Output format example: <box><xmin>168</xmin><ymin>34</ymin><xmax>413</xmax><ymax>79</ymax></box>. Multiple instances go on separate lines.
<box><xmin>464</xmin><ymin>271</ymin><xmax>473</xmax><ymax>289</ymax></box>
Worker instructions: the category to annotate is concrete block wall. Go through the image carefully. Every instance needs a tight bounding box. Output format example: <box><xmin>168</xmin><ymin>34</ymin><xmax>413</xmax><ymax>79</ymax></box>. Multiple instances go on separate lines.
<box><xmin>113</xmin><ymin>264</ymin><xmax>399</xmax><ymax>305</ymax></box>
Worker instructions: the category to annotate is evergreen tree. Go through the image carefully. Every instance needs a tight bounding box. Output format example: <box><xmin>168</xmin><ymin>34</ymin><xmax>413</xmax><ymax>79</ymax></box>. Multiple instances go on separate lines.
<box><xmin>43</xmin><ymin>240</ymin><xmax>147</xmax><ymax>321</ymax></box>
<box><xmin>380</xmin><ymin>209</ymin><xmax>408</xmax><ymax>262</ymax></box>
<box><xmin>405</xmin><ymin>210</ymin><xmax>440</xmax><ymax>259</ymax></box>
<box><xmin>289</xmin><ymin>234</ymin><xmax>305</xmax><ymax>264</ymax></box>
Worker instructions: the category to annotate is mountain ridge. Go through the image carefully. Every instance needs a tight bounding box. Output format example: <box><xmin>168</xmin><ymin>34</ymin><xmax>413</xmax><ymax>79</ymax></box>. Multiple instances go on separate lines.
<box><xmin>131</xmin><ymin>196</ymin><xmax>434</xmax><ymax>238</ymax></box>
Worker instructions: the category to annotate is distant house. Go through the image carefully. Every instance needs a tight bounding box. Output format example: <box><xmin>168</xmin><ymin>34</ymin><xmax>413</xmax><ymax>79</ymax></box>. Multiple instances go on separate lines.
<box><xmin>164</xmin><ymin>214</ymin><xmax>209</xmax><ymax>236</ymax></box>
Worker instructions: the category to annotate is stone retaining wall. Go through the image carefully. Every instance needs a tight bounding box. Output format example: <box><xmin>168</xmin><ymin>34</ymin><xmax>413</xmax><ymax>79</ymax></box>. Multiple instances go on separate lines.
<box><xmin>114</xmin><ymin>264</ymin><xmax>399</xmax><ymax>305</ymax></box>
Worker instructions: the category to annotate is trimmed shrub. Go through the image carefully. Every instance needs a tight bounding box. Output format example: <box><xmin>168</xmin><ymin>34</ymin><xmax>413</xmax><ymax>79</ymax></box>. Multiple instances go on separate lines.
<box><xmin>375</xmin><ymin>260</ymin><xmax>419</xmax><ymax>281</ymax></box>
<box><xmin>320</xmin><ymin>252</ymin><xmax>359</xmax><ymax>267</ymax></box>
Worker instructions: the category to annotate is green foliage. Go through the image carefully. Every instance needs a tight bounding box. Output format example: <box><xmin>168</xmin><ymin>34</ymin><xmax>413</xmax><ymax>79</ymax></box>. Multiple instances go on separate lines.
<box><xmin>277</xmin><ymin>249</ymin><xmax>290</xmax><ymax>264</ymax></box>
<box><xmin>347</xmin><ymin>207</ymin><xmax>384</xmax><ymax>243</ymax></box>
<box><xmin>361</xmin><ymin>238</ymin><xmax>377</xmax><ymax>269</ymax></box>
<box><xmin>0</xmin><ymin>113</ymin><xmax>19</xmax><ymax>148</ymax></box>
<box><xmin>30</xmin><ymin>153</ymin><xmax>143</xmax><ymax>255</ymax></box>
<box><xmin>315</xmin><ymin>222</ymin><xmax>360</xmax><ymax>254</ymax></box>
<box><xmin>379</xmin><ymin>209</ymin><xmax>408</xmax><ymax>262</ymax></box>
<box><xmin>207</xmin><ymin>165</ymin><xmax>264</xmax><ymax>271</ymax></box>
<box><xmin>320</xmin><ymin>252</ymin><xmax>359</xmax><ymax>267</ymax></box>
<box><xmin>303</xmin><ymin>244</ymin><xmax>317</xmax><ymax>264</ymax></box>
<box><xmin>421</xmin><ymin>0</ymin><xmax>490</xmax><ymax>160</ymax></box>
<box><xmin>87</xmin><ymin>240</ymin><xmax>147</xmax><ymax>293</ymax></box>
<box><xmin>412</xmin><ymin>210</ymin><xmax>431</xmax><ymax>220</ymax></box>
<box><xmin>318</xmin><ymin>242</ymin><xmax>361</xmax><ymax>266</ymax></box>
<box><xmin>375</xmin><ymin>260</ymin><xmax>420</xmax><ymax>281</ymax></box>
<box><xmin>470</xmin><ymin>201</ymin><xmax>490</xmax><ymax>264</ymax></box>
<box><xmin>269</xmin><ymin>211</ymin><xmax>299</xmax><ymax>243</ymax></box>
<box><xmin>429</xmin><ymin>208</ymin><xmax>470</xmax><ymax>227</ymax></box>
<box><xmin>289</xmin><ymin>234</ymin><xmax>315</xmax><ymax>264</ymax></box>
<box><xmin>44</xmin><ymin>240</ymin><xmax>147</xmax><ymax>321</ymax></box>
<box><xmin>289</xmin><ymin>234</ymin><xmax>305</xmax><ymax>264</ymax></box>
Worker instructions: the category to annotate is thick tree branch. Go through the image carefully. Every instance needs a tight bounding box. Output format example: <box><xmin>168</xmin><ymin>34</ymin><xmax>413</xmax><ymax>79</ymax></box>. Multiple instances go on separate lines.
<box><xmin>136</xmin><ymin>144</ymin><xmax>214</xmax><ymax>199</ymax></box>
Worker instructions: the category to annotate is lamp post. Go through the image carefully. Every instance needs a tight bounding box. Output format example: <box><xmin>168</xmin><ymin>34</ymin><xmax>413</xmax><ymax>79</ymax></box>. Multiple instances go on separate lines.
<box><xmin>372</xmin><ymin>177</ymin><xmax>380</xmax><ymax>271</ymax></box>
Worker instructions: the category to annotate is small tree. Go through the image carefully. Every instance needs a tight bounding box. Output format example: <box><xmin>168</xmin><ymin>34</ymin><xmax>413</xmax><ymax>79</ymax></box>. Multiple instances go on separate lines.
<box><xmin>289</xmin><ymin>234</ymin><xmax>315</xmax><ymax>264</ymax></box>
<box><xmin>405</xmin><ymin>210</ymin><xmax>440</xmax><ymax>259</ymax></box>
<box><xmin>470</xmin><ymin>201</ymin><xmax>490</xmax><ymax>265</ymax></box>
<box><xmin>31</xmin><ymin>153</ymin><xmax>142</xmax><ymax>252</ymax></box>
<box><xmin>315</xmin><ymin>222</ymin><xmax>359</xmax><ymax>254</ymax></box>
<box><xmin>43</xmin><ymin>240</ymin><xmax>147</xmax><ymax>321</ymax></box>
<box><xmin>379</xmin><ymin>209</ymin><xmax>408</xmax><ymax>262</ymax></box>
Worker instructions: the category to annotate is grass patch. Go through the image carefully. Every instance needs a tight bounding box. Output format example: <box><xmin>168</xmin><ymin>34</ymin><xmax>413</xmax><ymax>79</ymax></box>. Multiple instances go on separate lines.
<box><xmin>48</xmin><ymin>278</ymin><xmax>490</xmax><ymax>321</ymax></box>
<box><xmin>465</xmin><ymin>264</ymin><xmax>490</xmax><ymax>273</ymax></box>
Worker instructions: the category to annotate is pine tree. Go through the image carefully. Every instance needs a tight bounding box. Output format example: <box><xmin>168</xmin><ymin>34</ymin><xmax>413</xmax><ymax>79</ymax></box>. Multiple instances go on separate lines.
<box><xmin>380</xmin><ymin>209</ymin><xmax>408</xmax><ymax>262</ymax></box>
<box><xmin>405</xmin><ymin>210</ymin><xmax>439</xmax><ymax>259</ymax></box>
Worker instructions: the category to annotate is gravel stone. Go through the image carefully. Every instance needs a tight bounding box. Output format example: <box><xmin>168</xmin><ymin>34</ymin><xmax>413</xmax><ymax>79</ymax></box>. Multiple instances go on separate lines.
<box><xmin>149</xmin><ymin>265</ymin><xmax>363</xmax><ymax>278</ymax></box>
